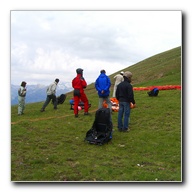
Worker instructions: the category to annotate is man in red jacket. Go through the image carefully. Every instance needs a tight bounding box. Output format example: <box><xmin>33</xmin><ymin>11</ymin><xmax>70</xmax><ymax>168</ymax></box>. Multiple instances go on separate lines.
<box><xmin>72</xmin><ymin>68</ymin><xmax>89</xmax><ymax>117</ymax></box>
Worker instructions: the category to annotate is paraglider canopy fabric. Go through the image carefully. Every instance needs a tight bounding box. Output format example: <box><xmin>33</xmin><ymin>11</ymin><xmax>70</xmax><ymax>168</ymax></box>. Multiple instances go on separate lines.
<box><xmin>133</xmin><ymin>85</ymin><xmax>181</xmax><ymax>91</ymax></box>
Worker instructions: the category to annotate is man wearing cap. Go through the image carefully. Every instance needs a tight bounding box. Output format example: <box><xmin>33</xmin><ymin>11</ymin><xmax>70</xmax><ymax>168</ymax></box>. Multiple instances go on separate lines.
<box><xmin>116</xmin><ymin>71</ymin><xmax>135</xmax><ymax>132</ymax></box>
<box><xmin>18</xmin><ymin>81</ymin><xmax>27</xmax><ymax>115</ymax></box>
<box><xmin>112</xmin><ymin>71</ymin><xmax>124</xmax><ymax>97</ymax></box>
<box><xmin>40</xmin><ymin>78</ymin><xmax>59</xmax><ymax>112</ymax></box>
<box><xmin>72</xmin><ymin>68</ymin><xmax>89</xmax><ymax>118</ymax></box>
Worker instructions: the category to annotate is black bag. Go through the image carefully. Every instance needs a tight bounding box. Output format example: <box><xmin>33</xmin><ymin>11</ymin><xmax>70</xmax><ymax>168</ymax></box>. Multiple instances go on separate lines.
<box><xmin>147</xmin><ymin>88</ymin><xmax>159</xmax><ymax>96</ymax></box>
<box><xmin>85</xmin><ymin>108</ymin><xmax>113</xmax><ymax>145</ymax></box>
<box><xmin>57</xmin><ymin>94</ymin><xmax>66</xmax><ymax>104</ymax></box>
<box><xmin>73</xmin><ymin>89</ymin><xmax>81</xmax><ymax>97</ymax></box>
<box><xmin>52</xmin><ymin>94</ymin><xmax>66</xmax><ymax>105</ymax></box>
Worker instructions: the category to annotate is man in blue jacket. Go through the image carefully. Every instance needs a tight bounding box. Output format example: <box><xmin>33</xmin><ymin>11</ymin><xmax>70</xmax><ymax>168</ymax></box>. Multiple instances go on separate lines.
<box><xmin>95</xmin><ymin>70</ymin><xmax>112</xmax><ymax>110</ymax></box>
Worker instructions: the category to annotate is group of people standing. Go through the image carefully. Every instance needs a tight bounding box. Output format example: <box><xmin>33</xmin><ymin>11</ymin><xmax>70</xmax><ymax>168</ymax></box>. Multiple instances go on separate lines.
<box><xmin>17</xmin><ymin>68</ymin><xmax>135</xmax><ymax>132</ymax></box>
<box><xmin>95</xmin><ymin>69</ymin><xmax>136</xmax><ymax>131</ymax></box>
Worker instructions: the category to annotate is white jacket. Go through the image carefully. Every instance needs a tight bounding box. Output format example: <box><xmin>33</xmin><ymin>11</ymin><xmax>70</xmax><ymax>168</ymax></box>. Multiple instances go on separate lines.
<box><xmin>46</xmin><ymin>81</ymin><xmax>58</xmax><ymax>95</ymax></box>
<box><xmin>18</xmin><ymin>86</ymin><xmax>27</xmax><ymax>97</ymax></box>
<box><xmin>114</xmin><ymin>74</ymin><xmax>124</xmax><ymax>86</ymax></box>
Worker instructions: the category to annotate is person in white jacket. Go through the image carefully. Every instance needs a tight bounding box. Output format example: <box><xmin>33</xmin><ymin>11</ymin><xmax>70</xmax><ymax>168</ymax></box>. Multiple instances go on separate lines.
<box><xmin>18</xmin><ymin>81</ymin><xmax>27</xmax><ymax>115</ymax></box>
<box><xmin>40</xmin><ymin>78</ymin><xmax>59</xmax><ymax>112</ymax></box>
<box><xmin>112</xmin><ymin>71</ymin><xmax>124</xmax><ymax>97</ymax></box>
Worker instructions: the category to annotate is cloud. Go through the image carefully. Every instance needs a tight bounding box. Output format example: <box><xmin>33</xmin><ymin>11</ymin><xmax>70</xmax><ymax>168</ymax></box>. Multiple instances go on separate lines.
<box><xmin>11</xmin><ymin>10</ymin><xmax>181</xmax><ymax>85</ymax></box>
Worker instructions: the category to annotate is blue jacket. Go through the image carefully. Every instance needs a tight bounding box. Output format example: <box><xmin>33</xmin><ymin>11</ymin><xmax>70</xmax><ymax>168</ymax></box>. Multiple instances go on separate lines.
<box><xmin>95</xmin><ymin>73</ymin><xmax>111</xmax><ymax>97</ymax></box>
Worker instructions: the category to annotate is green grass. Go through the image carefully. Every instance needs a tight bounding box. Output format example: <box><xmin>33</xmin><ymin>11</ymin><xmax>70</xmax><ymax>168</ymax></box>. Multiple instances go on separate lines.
<box><xmin>110</xmin><ymin>46</ymin><xmax>181</xmax><ymax>86</ymax></box>
<box><xmin>11</xmin><ymin>46</ymin><xmax>182</xmax><ymax>181</ymax></box>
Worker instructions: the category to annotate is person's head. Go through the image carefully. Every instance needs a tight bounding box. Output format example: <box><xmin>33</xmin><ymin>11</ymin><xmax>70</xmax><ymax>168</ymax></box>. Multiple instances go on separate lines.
<box><xmin>100</xmin><ymin>69</ymin><xmax>106</xmax><ymax>74</ymax></box>
<box><xmin>21</xmin><ymin>81</ymin><xmax>27</xmax><ymax>87</ymax></box>
<box><xmin>55</xmin><ymin>78</ymin><xmax>59</xmax><ymax>84</ymax></box>
<box><xmin>123</xmin><ymin>71</ymin><xmax>132</xmax><ymax>82</ymax></box>
<box><xmin>76</xmin><ymin>68</ymin><xmax>83</xmax><ymax>75</ymax></box>
<box><xmin>120</xmin><ymin>71</ymin><xmax>124</xmax><ymax>75</ymax></box>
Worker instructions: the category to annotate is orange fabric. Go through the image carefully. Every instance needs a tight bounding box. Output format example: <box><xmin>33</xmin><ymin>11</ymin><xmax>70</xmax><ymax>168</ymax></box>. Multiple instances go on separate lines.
<box><xmin>110</xmin><ymin>98</ymin><xmax>119</xmax><ymax>112</ymax></box>
<box><xmin>109</xmin><ymin>98</ymin><xmax>136</xmax><ymax>112</ymax></box>
<box><xmin>130</xmin><ymin>102</ymin><xmax>136</xmax><ymax>109</ymax></box>
<box><xmin>103</xmin><ymin>101</ymin><xmax>108</xmax><ymax>108</ymax></box>
<box><xmin>133</xmin><ymin>85</ymin><xmax>181</xmax><ymax>91</ymax></box>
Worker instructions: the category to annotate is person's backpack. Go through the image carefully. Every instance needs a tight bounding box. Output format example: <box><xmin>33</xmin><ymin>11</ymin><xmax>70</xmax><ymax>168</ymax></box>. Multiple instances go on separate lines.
<box><xmin>85</xmin><ymin>108</ymin><xmax>113</xmax><ymax>145</ymax></box>
<box><xmin>147</xmin><ymin>88</ymin><xmax>159</xmax><ymax>97</ymax></box>
<box><xmin>57</xmin><ymin>94</ymin><xmax>66</xmax><ymax>104</ymax></box>
<box><xmin>52</xmin><ymin>94</ymin><xmax>66</xmax><ymax>105</ymax></box>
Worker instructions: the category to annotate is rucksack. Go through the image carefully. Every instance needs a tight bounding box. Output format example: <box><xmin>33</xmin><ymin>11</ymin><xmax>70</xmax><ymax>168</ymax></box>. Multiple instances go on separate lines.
<box><xmin>57</xmin><ymin>94</ymin><xmax>66</xmax><ymax>104</ymax></box>
<box><xmin>52</xmin><ymin>94</ymin><xmax>66</xmax><ymax>105</ymax></box>
<box><xmin>85</xmin><ymin>108</ymin><xmax>113</xmax><ymax>145</ymax></box>
<box><xmin>147</xmin><ymin>88</ymin><xmax>159</xmax><ymax>96</ymax></box>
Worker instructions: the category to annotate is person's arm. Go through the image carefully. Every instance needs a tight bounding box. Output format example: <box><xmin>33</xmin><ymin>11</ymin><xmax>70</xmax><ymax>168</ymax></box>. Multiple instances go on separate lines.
<box><xmin>104</xmin><ymin>77</ymin><xmax>111</xmax><ymax>91</ymax></box>
<box><xmin>50</xmin><ymin>84</ymin><xmax>57</xmax><ymax>95</ymax></box>
<box><xmin>81</xmin><ymin>77</ymin><xmax>87</xmax><ymax>89</ymax></box>
<box><xmin>95</xmin><ymin>78</ymin><xmax>101</xmax><ymax>92</ymax></box>
<box><xmin>128</xmin><ymin>85</ymin><xmax>135</xmax><ymax>104</ymax></box>
<box><xmin>115</xmin><ymin>86</ymin><xmax>119</xmax><ymax>100</ymax></box>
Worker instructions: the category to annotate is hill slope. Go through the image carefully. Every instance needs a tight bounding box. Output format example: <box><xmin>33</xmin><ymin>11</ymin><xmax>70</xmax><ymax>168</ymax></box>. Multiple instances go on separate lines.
<box><xmin>84</xmin><ymin>46</ymin><xmax>181</xmax><ymax>98</ymax></box>
<box><xmin>11</xmin><ymin>46</ymin><xmax>182</xmax><ymax>181</ymax></box>
<box><xmin>111</xmin><ymin>46</ymin><xmax>181</xmax><ymax>86</ymax></box>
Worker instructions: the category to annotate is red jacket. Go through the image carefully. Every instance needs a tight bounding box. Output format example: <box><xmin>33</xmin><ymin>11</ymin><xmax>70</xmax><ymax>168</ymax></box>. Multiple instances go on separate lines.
<box><xmin>72</xmin><ymin>74</ymin><xmax>87</xmax><ymax>93</ymax></box>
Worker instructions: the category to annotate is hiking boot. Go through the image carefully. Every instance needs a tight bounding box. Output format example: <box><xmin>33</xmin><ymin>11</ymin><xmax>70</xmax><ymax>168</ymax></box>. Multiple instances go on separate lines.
<box><xmin>118</xmin><ymin>127</ymin><xmax>123</xmax><ymax>132</ymax></box>
<box><xmin>84</xmin><ymin>112</ymin><xmax>89</xmax><ymax>116</ymax></box>
<box><xmin>54</xmin><ymin>107</ymin><xmax>58</xmax><ymax>110</ymax></box>
<box><xmin>40</xmin><ymin>109</ymin><xmax>45</xmax><ymax>112</ymax></box>
<box><xmin>75</xmin><ymin>114</ymin><xmax>78</xmax><ymax>118</ymax></box>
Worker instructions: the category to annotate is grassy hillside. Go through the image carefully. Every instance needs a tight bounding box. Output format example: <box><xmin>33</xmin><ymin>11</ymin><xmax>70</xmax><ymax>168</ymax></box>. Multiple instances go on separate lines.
<box><xmin>111</xmin><ymin>46</ymin><xmax>181</xmax><ymax>86</ymax></box>
<box><xmin>11</xmin><ymin>46</ymin><xmax>182</xmax><ymax>181</ymax></box>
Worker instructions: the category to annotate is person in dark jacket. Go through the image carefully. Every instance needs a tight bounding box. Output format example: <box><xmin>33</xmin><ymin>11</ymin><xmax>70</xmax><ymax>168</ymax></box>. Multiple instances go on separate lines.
<box><xmin>72</xmin><ymin>68</ymin><xmax>89</xmax><ymax>118</ymax></box>
<box><xmin>95</xmin><ymin>69</ymin><xmax>112</xmax><ymax>110</ymax></box>
<box><xmin>116</xmin><ymin>71</ymin><xmax>135</xmax><ymax>132</ymax></box>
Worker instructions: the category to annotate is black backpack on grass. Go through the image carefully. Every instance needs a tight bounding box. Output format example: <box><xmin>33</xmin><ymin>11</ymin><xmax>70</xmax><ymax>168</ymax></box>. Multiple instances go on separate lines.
<box><xmin>85</xmin><ymin>108</ymin><xmax>113</xmax><ymax>145</ymax></box>
<box><xmin>52</xmin><ymin>94</ymin><xmax>66</xmax><ymax>105</ymax></box>
<box><xmin>57</xmin><ymin>94</ymin><xmax>66</xmax><ymax>104</ymax></box>
<box><xmin>147</xmin><ymin>88</ymin><xmax>159</xmax><ymax>97</ymax></box>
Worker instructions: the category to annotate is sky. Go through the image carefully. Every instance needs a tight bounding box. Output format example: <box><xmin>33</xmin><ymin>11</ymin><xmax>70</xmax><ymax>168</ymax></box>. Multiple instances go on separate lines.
<box><xmin>11</xmin><ymin>10</ymin><xmax>181</xmax><ymax>86</ymax></box>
